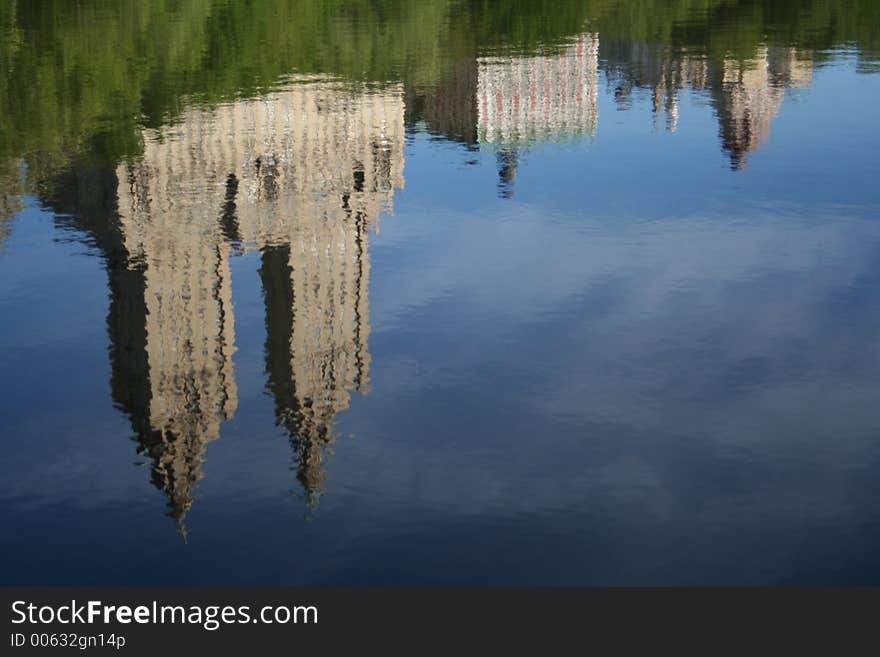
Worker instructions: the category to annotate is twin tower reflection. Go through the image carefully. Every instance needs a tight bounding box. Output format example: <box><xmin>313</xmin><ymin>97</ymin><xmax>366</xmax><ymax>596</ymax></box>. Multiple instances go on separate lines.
<box><xmin>106</xmin><ymin>81</ymin><xmax>404</xmax><ymax>531</ymax></box>
<box><xmin>31</xmin><ymin>33</ymin><xmax>815</xmax><ymax>533</ymax></box>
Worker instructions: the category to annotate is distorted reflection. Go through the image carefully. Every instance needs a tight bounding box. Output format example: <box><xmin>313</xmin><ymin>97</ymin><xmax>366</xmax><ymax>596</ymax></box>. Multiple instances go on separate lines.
<box><xmin>0</xmin><ymin>33</ymin><xmax>840</xmax><ymax>527</ymax></box>
<box><xmin>413</xmin><ymin>33</ymin><xmax>600</xmax><ymax>197</ymax></box>
<box><xmin>1</xmin><ymin>0</ymin><xmax>878</xmax><ymax>559</ymax></box>
<box><xmin>604</xmin><ymin>42</ymin><xmax>813</xmax><ymax>169</ymax></box>
<box><xmin>71</xmin><ymin>80</ymin><xmax>405</xmax><ymax>529</ymax></box>
<box><xmin>411</xmin><ymin>32</ymin><xmax>815</xmax><ymax>195</ymax></box>
<box><xmin>477</xmin><ymin>33</ymin><xmax>600</xmax><ymax>196</ymax></box>
<box><xmin>715</xmin><ymin>48</ymin><xmax>813</xmax><ymax>169</ymax></box>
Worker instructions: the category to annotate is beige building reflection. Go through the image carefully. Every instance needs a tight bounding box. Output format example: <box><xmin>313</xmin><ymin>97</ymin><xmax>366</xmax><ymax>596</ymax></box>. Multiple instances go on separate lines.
<box><xmin>606</xmin><ymin>42</ymin><xmax>813</xmax><ymax>169</ymax></box>
<box><xmin>113</xmin><ymin>79</ymin><xmax>405</xmax><ymax>525</ymax></box>
<box><xmin>715</xmin><ymin>47</ymin><xmax>813</xmax><ymax>169</ymax></box>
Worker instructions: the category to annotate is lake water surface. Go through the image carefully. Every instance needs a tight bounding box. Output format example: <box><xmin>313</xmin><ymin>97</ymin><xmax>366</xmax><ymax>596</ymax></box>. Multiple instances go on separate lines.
<box><xmin>1</xmin><ymin>0</ymin><xmax>880</xmax><ymax>585</ymax></box>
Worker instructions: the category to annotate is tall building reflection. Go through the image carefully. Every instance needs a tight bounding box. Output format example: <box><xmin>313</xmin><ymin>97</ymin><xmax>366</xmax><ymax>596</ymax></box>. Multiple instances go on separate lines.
<box><xmin>35</xmin><ymin>161</ymin><xmax>227</xmax><ymax>534</ymax></box>
<box><xmin>110</xmin><ymin>79</ymin><xmax>405</xmax><ymax>522</ymax></box>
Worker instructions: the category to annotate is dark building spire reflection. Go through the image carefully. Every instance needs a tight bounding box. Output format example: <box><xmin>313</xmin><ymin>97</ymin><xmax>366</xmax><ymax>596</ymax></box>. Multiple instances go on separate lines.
<box><xmin>496</xmin><ymin>149</ymin><xmax>520</xmax><ymax>199</ymax></box>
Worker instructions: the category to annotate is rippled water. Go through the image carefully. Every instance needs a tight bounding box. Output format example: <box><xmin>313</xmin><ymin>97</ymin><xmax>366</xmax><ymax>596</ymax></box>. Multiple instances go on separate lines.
<box><xmin>1</xmin><ymin>0</ymin><xmax>879</xmax><ymax>585</ymax></box>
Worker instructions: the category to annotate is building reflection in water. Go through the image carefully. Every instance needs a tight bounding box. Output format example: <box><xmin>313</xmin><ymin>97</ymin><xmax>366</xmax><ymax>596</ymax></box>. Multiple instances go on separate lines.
<box><xmin>476</xmin><ymin>33</ymin><xmax>600</xmax><ymax>197</ymax></box>
<box><xmin>6</xmin><ymin>33</ymin><xmax>821</xmax><ymax>534</ymax></box>
<box><xmin>414</xmin><ymin>34</ymin><xmax>815</xmax><ymax>185</ymax></box>
<box><xmin>715</xmin><ymin>47</ymin><xmax>813</xmax><ymax>170</ymax></box>
<box><xmin>106</xmin><ymin>79</ymin><xmax>405</xmax><ymax>528</ymax></box>
<box><xmin>604</xmin><ymin>41</ymin><xmax>813</xmax><ymax>169</ymax></box>
<box><xmin>477</xmin><ymin>33</ymin><xmax>600</xmax><ymax>146</ymax></box>
<box><xmin>411</xmin><ymin>33</ymin><xmax>601</xmax><ymax>199</ymax></box>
